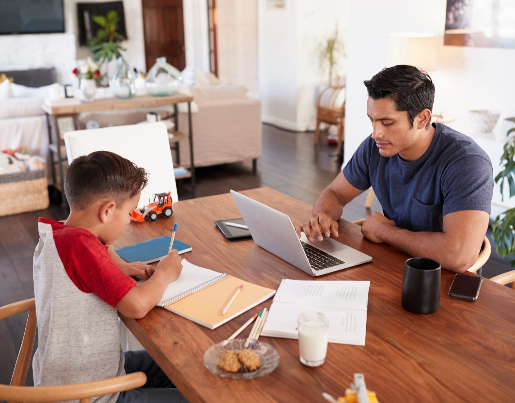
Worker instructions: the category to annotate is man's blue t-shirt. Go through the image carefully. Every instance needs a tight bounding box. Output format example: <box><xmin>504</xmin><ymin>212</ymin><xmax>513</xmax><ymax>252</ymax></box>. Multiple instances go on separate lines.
<box><xmin>343</xmin><ymin>123</ymin><xmax>494</xmax><ymax>232</ymax></box>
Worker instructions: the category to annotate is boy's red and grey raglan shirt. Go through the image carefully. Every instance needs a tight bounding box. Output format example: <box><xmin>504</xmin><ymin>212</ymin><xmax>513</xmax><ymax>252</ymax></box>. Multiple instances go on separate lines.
<box><xmin>33</xmin><ymin>218</ymin><xmax>136</xmax><ymax>403</ymax></box>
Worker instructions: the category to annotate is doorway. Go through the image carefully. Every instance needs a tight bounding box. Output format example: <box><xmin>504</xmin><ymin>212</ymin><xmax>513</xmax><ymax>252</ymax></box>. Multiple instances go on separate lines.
<box><xmin>141</xmin><ymin>0</ymin><xmax>186</xmax><ymax>71</ymax></box>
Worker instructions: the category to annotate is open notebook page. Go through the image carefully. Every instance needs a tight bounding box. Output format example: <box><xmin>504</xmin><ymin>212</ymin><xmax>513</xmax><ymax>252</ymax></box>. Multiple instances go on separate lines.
<box><xmin>157</xmin><ymin>259</ymin><xmax>224</xmax><ymax>306</ymax></box>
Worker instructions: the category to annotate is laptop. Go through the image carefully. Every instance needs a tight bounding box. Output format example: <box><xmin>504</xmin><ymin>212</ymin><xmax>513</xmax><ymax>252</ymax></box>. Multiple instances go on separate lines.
<box><xmin>231</xmin><ymin>190</ymin><xmax>372</xmax><ymax>276</ymax></box>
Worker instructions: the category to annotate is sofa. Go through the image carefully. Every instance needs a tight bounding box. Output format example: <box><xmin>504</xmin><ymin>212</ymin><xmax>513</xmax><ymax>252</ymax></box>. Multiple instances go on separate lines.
<box><xmin>0</xmin><ymin>68</ymin><xmax>56</xmax><ymax>182</ymax></box>
<box><xmin>77</xmin><ymin>84</ymin><xmax>262</xmax><ymax>171</ymax></box>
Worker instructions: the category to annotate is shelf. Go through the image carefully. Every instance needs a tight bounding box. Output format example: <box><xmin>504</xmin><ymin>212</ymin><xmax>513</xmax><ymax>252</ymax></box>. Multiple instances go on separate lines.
<box><xmin>175</xmin><ymin>170</ymin><xmax>192</xmax><ymax>180</ymax></box>
<box><xmin>168</xmin><ymin>130</ymin><xmax>188</xmax><ymax>143</ymax></box>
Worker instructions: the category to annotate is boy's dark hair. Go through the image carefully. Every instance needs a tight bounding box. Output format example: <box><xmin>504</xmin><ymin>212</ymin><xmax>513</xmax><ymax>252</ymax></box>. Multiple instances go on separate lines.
<box><xmin>364</xmin><ymin>65</ymin><xmax>435</xmax><ymax>128</ymax></box>
<box><xmin>65</xmin><ymin>151</ymin><xmax>148</xmax><ymax>210</ymax></box>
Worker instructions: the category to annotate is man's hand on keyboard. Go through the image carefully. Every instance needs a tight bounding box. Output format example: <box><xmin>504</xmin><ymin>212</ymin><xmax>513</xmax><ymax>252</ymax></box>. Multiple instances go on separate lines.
<box><xmin>296</xmin><ymin>212</ymin><xmax>339</xmax><ymax>242</ymax></box>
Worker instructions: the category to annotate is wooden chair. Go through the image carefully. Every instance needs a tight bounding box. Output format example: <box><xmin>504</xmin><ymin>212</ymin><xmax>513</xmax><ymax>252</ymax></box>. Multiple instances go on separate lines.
<box><xmin>314</xmin><ymin>85</ymin><xmax>346</xmax><ymax>152</ymax></box>
<box><xmin>351</xmin><ymin>219</ymin><xmax>491</xmax><ymax>273</ymax></box>
<box><xmin>0</xmin><ymin>299</ymin><xmax>146</xmax><ymax>403</ymax></box>
<box><xmin>490</xmin><ymin>270</ymin><xmax>515</xmax><ymax>289</ymax></box>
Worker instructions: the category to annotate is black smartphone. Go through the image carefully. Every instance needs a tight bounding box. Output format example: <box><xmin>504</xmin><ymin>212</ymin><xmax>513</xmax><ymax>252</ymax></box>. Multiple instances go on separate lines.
<box><xmin>448</xmin><ymin>273</ymin><xmax>483</xmax><ymax>301</ymax></box>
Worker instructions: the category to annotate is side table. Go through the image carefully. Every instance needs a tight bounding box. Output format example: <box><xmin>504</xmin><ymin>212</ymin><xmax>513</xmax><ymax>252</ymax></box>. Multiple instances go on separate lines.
<box><xmin>42</xmin><ymin>94</ymin><xmax>195</xmax><ymax>206</ymax></box>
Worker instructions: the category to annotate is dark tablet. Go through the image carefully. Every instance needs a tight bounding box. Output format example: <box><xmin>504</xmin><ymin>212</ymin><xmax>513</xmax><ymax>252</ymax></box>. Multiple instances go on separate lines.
<box><xmin>214</xmin><ymin>218</ymin><xmax>252</xmax><ymax>241</ymax></box>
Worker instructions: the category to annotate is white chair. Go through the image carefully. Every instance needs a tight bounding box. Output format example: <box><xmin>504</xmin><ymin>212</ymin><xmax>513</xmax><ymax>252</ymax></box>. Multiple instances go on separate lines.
<box><xmin>64</xmin><ymin>122</ymin><xmax>178</xmax><ymax>207</ymax></box>
<box><xmin>65</xmin><ymin>122</ymin><xmax>178</xmax><ymax>352</ymax></box>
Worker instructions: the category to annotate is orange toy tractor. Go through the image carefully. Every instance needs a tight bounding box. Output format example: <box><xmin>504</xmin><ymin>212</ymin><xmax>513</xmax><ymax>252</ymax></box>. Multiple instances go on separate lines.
<box><xmin>130</xmin><ymin>192</ymin><xmax>174</xmax><ymax>222</ymax></box>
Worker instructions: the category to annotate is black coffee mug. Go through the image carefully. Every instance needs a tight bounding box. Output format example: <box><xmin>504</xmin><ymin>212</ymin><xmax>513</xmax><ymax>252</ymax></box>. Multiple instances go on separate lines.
<box><xmin>401</xmin><ymin>257</ymin><xmax>441</xmax><ymax>314</ymax></box>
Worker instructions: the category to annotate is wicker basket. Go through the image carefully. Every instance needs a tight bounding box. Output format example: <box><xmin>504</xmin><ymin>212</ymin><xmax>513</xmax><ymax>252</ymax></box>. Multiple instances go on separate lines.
<box><xmin>0</xmin><ymin>169</ymin><xmax>49</xmax><ymax>217</ymax></box>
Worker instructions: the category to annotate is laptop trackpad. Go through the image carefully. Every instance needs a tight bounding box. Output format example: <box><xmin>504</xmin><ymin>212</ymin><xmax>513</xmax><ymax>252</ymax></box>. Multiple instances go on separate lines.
<box><xmin>300</xmin><ymin>233</ymin><xmax>349</xmax><ymax>254</ymax></box>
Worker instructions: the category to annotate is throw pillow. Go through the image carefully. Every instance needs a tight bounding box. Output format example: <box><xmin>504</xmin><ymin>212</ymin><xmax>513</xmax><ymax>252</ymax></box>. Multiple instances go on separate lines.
<box><xmin>204</xmin><ymin>71</ymin><xmax>221</xmax><ymax>85</ymax></box>
<box><xmin>181</xmin><ymin>67</ymin><xmax>196</xmax><ymax>87</ymax></box>
<box><xmin>194</xmin><ymin>68</ymin><xmax>210</xmax><ymax>86</ymax></box>
<box><xmin>0</xmin><ymin>80</ymin><xmax>14</xmax><ymax>99</ymax></box>
<box><xmin>10</xmin><ymin>83</ymin><xmax>55</xmax><ymax>98</ymax></box>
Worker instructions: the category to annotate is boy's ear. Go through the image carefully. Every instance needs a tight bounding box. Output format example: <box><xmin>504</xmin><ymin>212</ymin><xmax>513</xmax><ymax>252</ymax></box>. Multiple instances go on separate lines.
<box><xmin>99</xmin><ymin>200</ymin><xmax>116</xmax><ymax>224</ymax></box>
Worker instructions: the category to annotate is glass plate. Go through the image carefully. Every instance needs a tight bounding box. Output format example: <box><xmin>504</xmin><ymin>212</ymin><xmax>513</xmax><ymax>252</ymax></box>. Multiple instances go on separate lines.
<box><xmin>204</xmin><ymin>338</ymin><xmax>280</xmax><ymax>379</ymax></box>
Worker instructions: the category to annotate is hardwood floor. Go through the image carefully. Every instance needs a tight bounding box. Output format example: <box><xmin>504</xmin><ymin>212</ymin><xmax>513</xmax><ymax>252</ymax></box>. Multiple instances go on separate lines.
<box><xmin>0</xmin><ymin>123</ymin><xmax>512</xmax><ymax>390</ymax></box>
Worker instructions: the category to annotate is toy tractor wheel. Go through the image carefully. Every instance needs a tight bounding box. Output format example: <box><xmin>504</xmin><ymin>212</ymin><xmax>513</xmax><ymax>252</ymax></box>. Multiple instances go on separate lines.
<box><xmin>149</xmin><ymin>212</ymin><xmax>158</xmax><ymax>221</ymax></box>
<box><xmin>163</xmin><ymin>207</ymin><xmax>173</xmax><ymax>218</ymax></box>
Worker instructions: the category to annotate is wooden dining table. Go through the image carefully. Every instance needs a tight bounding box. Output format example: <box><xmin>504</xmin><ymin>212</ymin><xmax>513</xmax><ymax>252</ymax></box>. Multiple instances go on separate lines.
<box><xmin>115</xmin><ymin>187</ymin><xmax>515</xmax><ymax>403</ymax></box>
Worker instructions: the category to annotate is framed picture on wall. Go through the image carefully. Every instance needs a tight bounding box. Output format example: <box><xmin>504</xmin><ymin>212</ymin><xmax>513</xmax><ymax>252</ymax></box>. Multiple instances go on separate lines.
<box><xmin>444</xmin><ymin>0</ymin><xmax>515</xmax><ymax>48</ymax></box>
<box><xmin>77</xmin><ymin>1</ymin><xmax>127</xmax><ymax>46</ymax></box>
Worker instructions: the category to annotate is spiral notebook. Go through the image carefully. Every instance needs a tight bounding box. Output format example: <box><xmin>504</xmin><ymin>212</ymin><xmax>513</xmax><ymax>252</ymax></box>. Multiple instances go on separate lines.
<box><xmin>158</xmin><ymin>259</ymin><xmax>276</xmax><ymax>329</ymax></box>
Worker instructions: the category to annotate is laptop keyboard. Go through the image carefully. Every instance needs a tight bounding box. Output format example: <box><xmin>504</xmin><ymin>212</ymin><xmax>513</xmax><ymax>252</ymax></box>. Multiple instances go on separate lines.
<box><xmin>301</xmin><ymin>241</ymin><xmax>345</xmax><ymax>271</ymax></box>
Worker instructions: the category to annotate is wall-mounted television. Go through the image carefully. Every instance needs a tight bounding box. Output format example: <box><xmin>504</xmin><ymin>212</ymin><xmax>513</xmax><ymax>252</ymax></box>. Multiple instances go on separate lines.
<box><xmin>0</xmin><ymin>0</ymin><xmax>65</xmax><ymax>35</ymax></box>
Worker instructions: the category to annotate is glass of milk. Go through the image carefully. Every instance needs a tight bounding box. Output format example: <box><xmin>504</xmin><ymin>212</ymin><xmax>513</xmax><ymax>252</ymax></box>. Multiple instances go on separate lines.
<box><xmin>298</xmin><ymin>312</ymin><xmax>329</xmax><ymax>367</ymax></box>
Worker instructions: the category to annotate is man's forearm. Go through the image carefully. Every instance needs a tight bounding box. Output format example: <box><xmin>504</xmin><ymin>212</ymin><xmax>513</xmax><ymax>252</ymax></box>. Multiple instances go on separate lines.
<box><xmin>312</xmin><ymin>188</ymin><xmax>344</xmax><ymax>221</ymax></box>
<box><xmin>378</xmin><ymin>226</ymin><xmax>475</xmax><ymax>273</ymax></box>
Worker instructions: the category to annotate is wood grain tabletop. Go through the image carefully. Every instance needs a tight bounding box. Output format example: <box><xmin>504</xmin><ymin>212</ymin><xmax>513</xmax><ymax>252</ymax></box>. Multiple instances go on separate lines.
<box><xmin>115</xmin><ymin>187</ymin><xmax>515</xmax><ymax>403</ymax></box>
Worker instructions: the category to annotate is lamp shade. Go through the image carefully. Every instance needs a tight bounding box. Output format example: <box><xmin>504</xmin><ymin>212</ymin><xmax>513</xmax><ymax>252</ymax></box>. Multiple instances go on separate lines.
<box><xmin>386</xmin><ymin>33</ymin><xmax>438</xmax><ymax>71</ymax></box>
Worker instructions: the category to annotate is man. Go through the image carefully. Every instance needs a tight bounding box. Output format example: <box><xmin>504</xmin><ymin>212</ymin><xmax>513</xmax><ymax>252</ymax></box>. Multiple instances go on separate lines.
<box><xmin>297</xmin><ymin>65</ymin><xmax>493</xmax><ymax>273</ymax></box>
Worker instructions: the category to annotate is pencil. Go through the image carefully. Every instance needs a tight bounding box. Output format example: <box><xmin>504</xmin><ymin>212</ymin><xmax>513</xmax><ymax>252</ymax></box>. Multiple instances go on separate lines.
<box><xmin>245</xmin><ymin>311</ymin><xmax>262</xmax><ymax>348</ymax></box>
<box><xmin>221</xmin><ymin>313</ymin><xmax>258</xmax><ymax>346</ymax></box>
<box><xmin>245</xmin><ymin>308</ymin><xmax>267</xmax><ymax>348</ymax></box>
<box><xmin>168</xmin><ymin>223</ymin><xmax>177</xmax><ymax>253</ymax></box>
<box><xmin>222</xmin><ymin>284</ymin><xmax>243</xmax><ymax>315</ymax></box>
<box><xmin>251</xmin><ymin>308</ymin><xmax>269</xmax><ymax>348</ymax></box>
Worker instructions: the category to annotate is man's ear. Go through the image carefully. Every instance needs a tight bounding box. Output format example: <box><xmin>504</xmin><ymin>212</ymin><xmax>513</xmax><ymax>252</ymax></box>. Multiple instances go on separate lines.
<box><xmin>416</xmin><ymin>109</ymin><xmax>432</xmax><ymax>129</ymax></box>
<box><xmin>99</xmin><ymin>200</ymin><xmax>116</xmax><ymax>224</ymax></box>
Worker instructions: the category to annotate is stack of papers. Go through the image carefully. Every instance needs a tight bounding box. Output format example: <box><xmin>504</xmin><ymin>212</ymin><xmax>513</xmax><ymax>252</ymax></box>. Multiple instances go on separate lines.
<box><xmin>261</xmin><ymin>279</ymin><xmax>370</xmax><ymax>346</ymax></box>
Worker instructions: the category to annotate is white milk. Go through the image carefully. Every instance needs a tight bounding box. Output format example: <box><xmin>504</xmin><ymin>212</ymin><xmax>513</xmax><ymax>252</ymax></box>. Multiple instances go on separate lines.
<box><xmin>298</xmin><ymin>320</ymin><xmax>329</xmax><ymax>363</ymax></box>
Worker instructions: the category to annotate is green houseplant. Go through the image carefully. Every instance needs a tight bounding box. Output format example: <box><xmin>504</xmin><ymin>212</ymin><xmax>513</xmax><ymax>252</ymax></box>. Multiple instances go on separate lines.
<box><xmin>492</xmin><ymin>127</ymin><xmax>515</xmax><ymax>264</ymax></box>
<box><xmin>318</xmin><ymin>25</ymin><xmax>346</xmax><ymax>86</ymax></box>
<box><xmin>87</xmin><ymin>10</ymin><xmax>126</xmax><ymax>83</ymax></box>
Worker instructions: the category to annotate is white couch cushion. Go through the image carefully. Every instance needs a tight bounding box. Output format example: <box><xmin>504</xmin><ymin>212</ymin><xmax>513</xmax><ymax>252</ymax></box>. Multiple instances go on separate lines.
<box><xmin>0</xmin><ymin>97</ymin><xmax>44</xmax><ymax>119</ymax></box>
<box><xmin>189</xmin><ymin>85</ymin><xmax>249</xmax><ymax>104</ymax></box>
<box><xmin>0</xmin><ymin>80</ymin><xmax>14</xmax><ymax>99</ymax></box>
<box><xmin>11</xmin><ymin>83</ymin><xmax>55</xmax><ymax>98</ymax></box>
<box><xmin>205</xmin><ymin>71</ymin><xmax>221</xmax><ymax>85</ymax></box>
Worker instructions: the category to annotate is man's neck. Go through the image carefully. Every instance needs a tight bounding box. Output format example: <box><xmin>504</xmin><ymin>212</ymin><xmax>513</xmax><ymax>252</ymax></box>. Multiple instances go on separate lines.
<box><xmin>399</xmin><ymin>124</ymin><xmax>436</xmax><ymax>161</ymax></box>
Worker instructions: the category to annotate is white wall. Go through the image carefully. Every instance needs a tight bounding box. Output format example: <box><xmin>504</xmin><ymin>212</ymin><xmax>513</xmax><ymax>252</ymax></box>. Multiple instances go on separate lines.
<box><xmin>344</xmin><ymin>0</ymin><xmax>515</xmax><ymax>209</ymax></box>
<box><xmin>217</xmin><ymin>0</ymin><xmax>259</xmax><ymax>97</ymax></box>
<box><xmin>258</xmin><ymin>0</ymin><xmax>348</xmax><ymax>131</ymax></box>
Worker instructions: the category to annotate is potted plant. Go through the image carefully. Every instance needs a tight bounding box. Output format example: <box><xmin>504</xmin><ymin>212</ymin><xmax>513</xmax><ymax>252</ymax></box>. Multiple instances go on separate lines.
<box><xmin>492</xmin><ymin>127</ymin><xmax>515</xmax><ymax>264</ymax></box>
<box><xmin>318</xmin><ymin>25</ymin><xmax>346</xmax><ymax>86</ymax></box>
<box><xmin>87</xmin><ymin>10</ymin><xmax>126</xmax><ymax>85</ymax></box>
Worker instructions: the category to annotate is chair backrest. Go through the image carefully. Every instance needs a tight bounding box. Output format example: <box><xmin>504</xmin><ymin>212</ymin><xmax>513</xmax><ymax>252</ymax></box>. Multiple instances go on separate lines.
<box><xmin>64</xmin><ymin>122</ymin><xmax>178</xmax><ymax>208</ymax></box>
<box><xmin>490</xmin><ymin>270</ymin><xmax>515</xmax><ymax>289</ymax></box>
<box><xmin>0</xmin><ymin>299</ymin><xmax>146</xmax><ymax>403</ymax></box>
<box><xmin>317</xmin><ymin>85</ymin><xmax>346</xmax><ymax>111</ymax></box>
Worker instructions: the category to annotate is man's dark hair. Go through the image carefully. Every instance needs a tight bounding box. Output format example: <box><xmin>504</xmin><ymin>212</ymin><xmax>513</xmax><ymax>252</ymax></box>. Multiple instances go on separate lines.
<box><xmin>364</xmin><ymin>65</ymin><xmax>435</xmax><ymax>128</ymax></box>
<box><xmin>65</xmin><ymin>151</ymin><xmax>148</xmax><ymax>210</ymax></box>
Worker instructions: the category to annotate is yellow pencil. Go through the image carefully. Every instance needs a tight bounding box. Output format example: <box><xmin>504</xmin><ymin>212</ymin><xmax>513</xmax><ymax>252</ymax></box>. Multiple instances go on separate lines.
<box><xmin>222</xmin><ymin>284</ymin><xmax>243</xmax><ymax>315</ymax></box>
<box><xmin>221</xmin><ymin>313</ymin><xmax>258</xmax><ymax>346</ymax></box>
<box><xmin>251</xmin><ymin>309</ymin><xmax>269</xmax><ymax>347</ymax></box>
<box><xmin>245</xmin><ymin>310</ymin><xmax>262</xmax><ymax>348</ymax></box>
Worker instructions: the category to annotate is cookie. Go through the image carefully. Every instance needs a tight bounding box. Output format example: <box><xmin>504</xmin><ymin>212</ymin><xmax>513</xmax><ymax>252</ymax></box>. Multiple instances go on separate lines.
<box><xmin>238</xmin><ymin>349</ymin><xmax>261</xmax><ymax>371</ymax></box>
<box><xmin>217</xmin><ymin>350</ymin><xmax>241</xmax><ymax>372</ymax></box>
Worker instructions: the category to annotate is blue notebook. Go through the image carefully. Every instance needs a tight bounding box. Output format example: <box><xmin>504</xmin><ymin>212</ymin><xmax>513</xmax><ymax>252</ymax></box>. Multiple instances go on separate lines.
<box><xmin>115</xmin><ymin>236</ymin><xmax>192</xmax><ymax>264</ymax></box>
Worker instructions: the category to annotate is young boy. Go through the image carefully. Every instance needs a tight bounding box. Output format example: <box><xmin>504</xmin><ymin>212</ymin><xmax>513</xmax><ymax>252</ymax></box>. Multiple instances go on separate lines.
<box><xmin>33</xmin><ymin>150</ymin><xmax>187</xmax><ymax>403</ymax></box>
